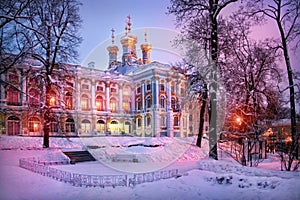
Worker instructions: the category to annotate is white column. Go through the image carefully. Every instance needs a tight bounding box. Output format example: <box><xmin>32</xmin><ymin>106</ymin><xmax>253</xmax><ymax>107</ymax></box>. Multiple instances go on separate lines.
<box><xmin>77</xmin><ymin>78</ymin><xmax>81</xmax><ymax>110</ymax></box>
<box><xmin>155</xmin><ymin>77</ymin><xmax>159</xmax><ymax>108</ymax></box>
<box><xmin>166</xmin><ymin>79</ymin><xmax>171</xmax><ymax>111</ymax></box>
<box><xmin>141</xmin><ymin>80</ymin><xmax>145</xmax><ymax>111</ymax></box>
<box><xmin>22</xmin><ymin>75</ymin><xmax>27</xmax><ymax>105</ymax></box>
<box><xmin>131</xmin><ymin>86</ymin><xmax>135</xmax><ymax>112</ymax></box>
<box><xmin>91</xmin><ymin>80</ymin><xmax>95</xmax><ymax>110</ymax></box>
<box><xmin>105</xmin><ymin>81</ymin><xmax>110</xmax><ymax>111</ymax></box>
<box><xmin>119</xmin><ymin>83</ymin><xmax>123</xmax><ymax>113</ymax></box>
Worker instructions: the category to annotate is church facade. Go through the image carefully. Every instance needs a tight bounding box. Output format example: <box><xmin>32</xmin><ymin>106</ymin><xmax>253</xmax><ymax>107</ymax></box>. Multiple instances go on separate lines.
<box><xmin>0</xmin><ymin>20</ymin><xmax>208</xmax><ymax>138</ymax></box>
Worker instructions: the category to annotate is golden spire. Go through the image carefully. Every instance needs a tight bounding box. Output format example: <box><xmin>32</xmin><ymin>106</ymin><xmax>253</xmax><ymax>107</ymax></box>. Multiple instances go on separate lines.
<box><xmin>111</xmin><ymin>28</ymin><xmax>115</xmax><ymax>44</ymax></box>
<box><xmin>125</xmin><ymin>15</ymin><xmax>131</xmax><ymax>35</ymax></box>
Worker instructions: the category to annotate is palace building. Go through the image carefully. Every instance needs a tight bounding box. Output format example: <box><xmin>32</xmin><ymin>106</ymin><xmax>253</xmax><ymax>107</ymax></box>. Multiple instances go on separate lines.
<box><xmin>0</xmin><ymin>19</ymin><xmax>208</xmax><ymax>138</ymax></box>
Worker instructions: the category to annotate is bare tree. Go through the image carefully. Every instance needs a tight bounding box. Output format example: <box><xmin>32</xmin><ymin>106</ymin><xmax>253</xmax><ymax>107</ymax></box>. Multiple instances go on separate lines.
<box><xmin>246</xmin><ymin>0</ymin><xmax>299</xmax><ymax>169</ymax></box>
<box><xmin>168</xmin><ymin>0</ymin><xmax>238</xmax><ymax>160</ymax></box>
<box><xmin>1</xmin><ymin>0</ymin><xmax>82</xmax><ymax>147</ymax></box>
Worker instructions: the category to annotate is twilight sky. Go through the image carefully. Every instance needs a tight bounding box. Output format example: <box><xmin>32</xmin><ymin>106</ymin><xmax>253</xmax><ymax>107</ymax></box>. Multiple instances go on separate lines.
<box><xmin>78</xmin><ymin>0</ymin><xmax>299</xmax><ymax>71</ymax></box>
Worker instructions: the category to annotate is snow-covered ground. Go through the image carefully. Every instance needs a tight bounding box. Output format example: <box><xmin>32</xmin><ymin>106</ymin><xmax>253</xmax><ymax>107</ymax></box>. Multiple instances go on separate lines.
<box><xmin>0</xmin><ymin>136</ymin><xmax>299</xmax><ymax>200</ymax></box>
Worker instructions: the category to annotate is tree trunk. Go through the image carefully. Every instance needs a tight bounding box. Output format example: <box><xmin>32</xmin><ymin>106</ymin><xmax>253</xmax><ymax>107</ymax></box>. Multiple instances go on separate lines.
<box><xmin>196</xmin><ymin>87</ymin><xmax>208</xmax><ymax>147</ymax></box>
<box><xmin>277</xmin><ymin>18</ymin><xmax>298</xmax><ymax>160</ymax></box>
<box><xmin>43</xmin><ymin>84</ymin><xmax>51</xmax><ymax>148</ymax></box>
<box><xmin>208</xmin><ymin>1</ymin><xmax>218</xmax><ymax>160</ymax></box>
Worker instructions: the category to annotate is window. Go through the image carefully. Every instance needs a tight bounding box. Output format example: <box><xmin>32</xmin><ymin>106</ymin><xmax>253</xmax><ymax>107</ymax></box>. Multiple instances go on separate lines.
<box><xmin>124</xmin><ymin>121</ymin><xmax>131</xmax><ymax>134</ymax></box>
<box><xmin>7</xmin><ymin>116</ymin><xmax>20</xmax><ymax>135</ymax></box>
<box><xmin>189</xmin><ymin>114</ymin><xmax>193</xmax><ymax>122</ymax></box>
<box><xmin>65</xmin><ymin>92</ymin><xmax>73</xmax><ymax>109</ymax></box>
<box><xmin>96</xmin><ymin>120</ymin><xmax>105</xmax><ymax>133</ymax></box>
<box><xmin>136</xmin><ymin>86</ymin><xmax>141</xmax><ymax>94</ymax></box>
<box><xmin>96</xmin><ymin>96</ymin><xmax>104</xmax><ymax>111</ymax></box>
<box><xmin>82</xmin><ymin>84</ymin><xmax>89</xmax><ymax>90</ymax></box>
<box><xmin>29</xmin><ymin>117</ymin><xmax>40</xmax><ymax>132</ymax></box>
<box><xmin>111</xmin><ymin>88</ymin><xmax>117</xmax><ymax>93</ymax></box>
<box><xmin>136</xmin><ymin>98</ymin><xmax>141</xmax><ymax>110</ymax></box>
<box><xmin>137</xmin><ymin>118</ymin><xmax>142</xmax><ymax>127</ymax></box>
<box><xmin>66</xmin><ymin>81</ymin><xmax>73</xmax><ymax>87</ymax></box>
<box><xmin>81</xmin><ymin>94</ymin><xmax>89</xmax><ymax>110</ymax></box>
<box><xmin>7</xmin><ymin>87</ymin><xmax>20</xmax><ymax>106</ymax></box>
<box><xmin>9</xmin><ymin>74</ymin><xmax>19</xmax><ymax>83</ymax></box>
<box><xmin>174</xmin><ymin>116</ymin><xmax>179</xmax><ymax>126</ymax></box>
<box><xmin>160</xmin><ymin>84</ymin><xmax>165</xmax><ymax>91</ymax></box>
<box><xmin>146</xmin><ymin>83</ymin><xmax>151</xmax><ymax>91</ymax></box>
<box><xmin>123</xmin><ymin>101</ymin><xmax>130</xmax><ymax>112</ymax></box>
<box><xmin>160</xmin><ymin>96</ymin><xmax>165</xmax><ymax>108</ymax></box>
<box><xmin>110</xmin><ymin>121</ymin><xmax>119</xmax><ymax>134</ymax></box>
<box><xmin>81</xmin><ymin>119</ymin><xmax>91</xmax><ymax>133</ymax></box>
<box><xmin>48</xmin><ymin>91</ymin><xmax>56</xmax><ymax>107</ymax></box>
<box><xmin>146</xmin><ymin>96</ymin><xmax>152</xmax><ymax>108</ymax></box>
<box><xmin>65</xmin><ymin>118</ymin><xmax>75</xmax><ymax>132</ymax></box>
<box><xmin>147</xmin><ymin>116</ymin><xmax>151</xmax><ymax>127</ymax></box>
<box><xmin>29</xmin><ymin>88</ymin><xmax>39</xmax><ymax>106</ymax></box>
<box><xmin>181</xmin><ymin>87</ymin><xmax>185</xmax><ymax>96</ymax></box>
<box><xmin>110</xmin><ymin>97</ymin><xmax>117</xmax><ymax>112</ymax></box>
<box><xmin>97</xmin><ymin>86</ymin><xmax>104</xmax><ymax>92</ymax></box>
<box><xmin>161</xmin><ymin>116</ymin><xmax>166</xmax><ymax>127</ymax></box>
<box><xmin>171</xmin><ymin>97</ymin><xmax>176</xmax><ymax>110</ymax></box>
<box><xmin>123</xmin><ymin>87</ymin><xmax>130</xmax><ymax>96</ymax></box>
<box><xmin>50</xmin><ymin>119</ymin><xmax>58</xmax><ymax>132</ymax></box>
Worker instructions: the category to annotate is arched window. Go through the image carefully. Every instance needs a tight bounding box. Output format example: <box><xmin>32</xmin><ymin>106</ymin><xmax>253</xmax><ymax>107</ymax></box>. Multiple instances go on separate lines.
<box><xmin>146</xmin><ymin>96</ymin><xmax>152</xmax><ymax>108</ymax></box>
<box><xmin>7</xmin><ymin>116</ymin><xmax>20</xmax><ymax>135</ymax></box>
<box><xmin>124</xmin><ymin>121</ymin><xmax>131</xmax><ymax>134</ymax></box>
<box><xmin>7</xmin><ymin>87</ymin><xmax>20</xmax><ymax>106</ymax></box>
<box><xmin>123</xmin><ymin>101</ymin><xmax>130</xmax><ymax>112</ymax></box>
<box><xmin>110</xmin><ymin>120</ymin><xmax>119</xmax><ymax>134</ymax></box>
<box><xmin>95</xmin><ymin>95</ymin><xmax>104</xmax><ymax>111</ymax></box>
<box><xmin>174</xmin><ymin>116</ymin><xmax>179</xmax><ymax>126</ymax></box>
<box><xmin>96</xmin><ymin>120</ymin><xmax>105</xmax><ymax>133</ymax></box>
<box><xmin>171</xmin><ymin>97</ymin><xmax>176</xmax><ymax>110</ymax></box>
<box><xmin>65</xmin><ymin>118</ymin><xmax>75</xmax><ymax>132</ymax></box>
<box><xmin>137</xmin><ymin>116</ymin><xmax>142</xmax><ymax>128</ymax></box>
<box><xmin>48</xmin><ymin>91</ymin><xmax>56</xmax><ymax>107</ymax></box>
<box><xmin>81</xmin><ymin>94</ymin><xmax>89</xmax><ymax>110</ymax></box>
<box><xmin>29</xmin><ymin>88</ymin><xmax>39</xmax><ymax>106</ymax></box>
<box><xmin>29</xmin><ymin>117</ymin><xmax>40</xmax><ymax>132</ymax></box>
<box><xmin>81</xmin><ymin>119</ymin><xmax>91</xmax><ymax>133</ymax></box>
<box><xmin>136</xmin><ymin>98</ymin><xmax>141</xmax><ymax>110</ymax></box>
<box><xmin>110</xmin><ymin>97</ymin><xmax>117</xmax><ymax>112</ymax></box>
<box><xmin>146</xmin><ymin>115</ymin><xmax>151</xmax><ymax>127</ymax></box>
<box><xmin>160</xmin><ymin>96</ymin><xmax>165</xmax><ymax>108</ymax></box>
<box><xmin>65</xmin><ymin>92</ymin><xmax>73</xmax><ymax>109</ymax></box>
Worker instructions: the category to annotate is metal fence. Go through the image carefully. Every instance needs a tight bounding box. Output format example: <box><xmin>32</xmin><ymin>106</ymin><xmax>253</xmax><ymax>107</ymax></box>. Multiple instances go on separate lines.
<box><xmin>19</xmin><ymin>158</ymin><xmax>179</xmax><ymax>188</ymax></box>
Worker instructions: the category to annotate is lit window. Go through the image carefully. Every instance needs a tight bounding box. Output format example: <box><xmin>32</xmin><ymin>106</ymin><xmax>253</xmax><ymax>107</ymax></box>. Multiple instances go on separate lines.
<box><xmin>81</xmin><ymin>94</ymin><xmax>89</xmax><ymax>110</ymax></box>
<box><xmin>96</xmin><ymin>120</ymin><xmax>105</xmax><ymax>133</ymax></box>
<box><xmin>65</xmin><ymin>92</ymin><xmax>73</xmax><ymax>109</ymax></box>
<box><xmin>109</xmin><ymin>121</ymin><xmax>119</xmax><ymax>134</ymax></box>
<box><xmin>110</xmin><ymin>98</ymin><xmax>117</xmax><ymax>112</ymax></box>
<box><xmin>123</xmin><ymin>101</ymin><xmax>130</xmax><ymax>111</ymax></box>
<box><xmin>96</xmin><ymin>96</ymin><xmax>104</xmax><ymax>111</ymax></box>
<box><xmin>81</xmin><ymin>119</ymin><xmax>91</xmax><ymax>133</ymax></box>
<box><xmin>29</xmin><ymin>117</ymin><xmax>40</xmax><ymax>132</ymax></box>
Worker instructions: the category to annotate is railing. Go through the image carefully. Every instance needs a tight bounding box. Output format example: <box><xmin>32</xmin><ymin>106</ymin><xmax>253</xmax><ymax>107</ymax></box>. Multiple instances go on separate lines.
<box><xmin>19</xmin><ymin>157</ymin><xmax>179</xmax><ymax>188</ymax></box>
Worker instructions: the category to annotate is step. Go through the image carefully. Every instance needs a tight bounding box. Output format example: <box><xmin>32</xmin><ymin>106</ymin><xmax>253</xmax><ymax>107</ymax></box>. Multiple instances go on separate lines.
<box><xmin>63</xmin><ymin>150</ymin><xmax>96</xmax><ymax>164</ymax></box>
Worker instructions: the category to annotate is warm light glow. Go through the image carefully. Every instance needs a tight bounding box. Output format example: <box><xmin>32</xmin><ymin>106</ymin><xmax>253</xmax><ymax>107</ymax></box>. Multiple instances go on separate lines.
<box><xmin>50</xmin><ymin>97</ymin><xmax>55</xmax><ymax>106</ymax></box>
<box><xmin>33</xmin><ymin>123</ymin><xmax>38</xmax><ymax>128</ymax></box>
<box><xmin>236</xmin><ymin>117</ymin><xmax>242</xmax><ymax>125</ymax></box>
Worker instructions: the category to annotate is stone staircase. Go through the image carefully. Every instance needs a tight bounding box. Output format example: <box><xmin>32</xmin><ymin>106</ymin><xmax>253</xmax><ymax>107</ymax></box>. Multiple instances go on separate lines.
<box><xmin>63</xmin><ymin>150</ymin><xmax>96</xmax><ymax>164</ymax></box>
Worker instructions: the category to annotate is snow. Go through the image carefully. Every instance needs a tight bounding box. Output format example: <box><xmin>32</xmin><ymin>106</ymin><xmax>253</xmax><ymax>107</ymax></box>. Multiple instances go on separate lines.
<box><xmin>0</xmin><ymin>136</ymin><xmax>299</xmax><ymax>200</ymax></box>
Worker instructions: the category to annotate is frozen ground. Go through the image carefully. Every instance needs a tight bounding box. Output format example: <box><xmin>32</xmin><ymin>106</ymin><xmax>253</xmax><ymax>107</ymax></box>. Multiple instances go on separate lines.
<box><xmin>0</xmin><ymin>136</ymin><xmax>299</xmax><ymax>200</ymax></box>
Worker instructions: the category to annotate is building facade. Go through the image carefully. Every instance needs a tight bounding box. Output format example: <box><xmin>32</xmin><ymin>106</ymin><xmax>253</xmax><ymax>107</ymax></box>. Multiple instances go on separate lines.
<box><xmin>0</xmin><ymin>22</ymin><xmax>208</xmax><ymax>138</ymax></box>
